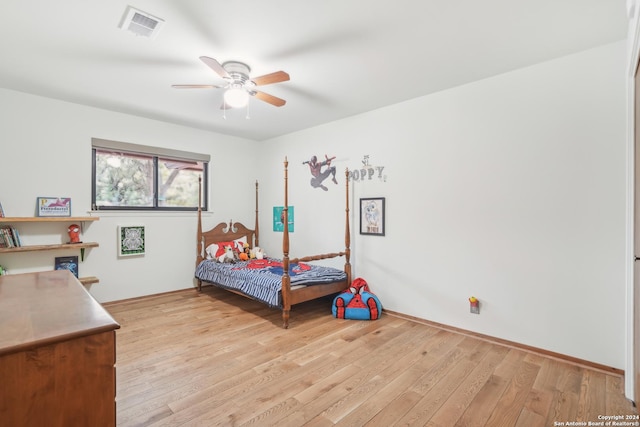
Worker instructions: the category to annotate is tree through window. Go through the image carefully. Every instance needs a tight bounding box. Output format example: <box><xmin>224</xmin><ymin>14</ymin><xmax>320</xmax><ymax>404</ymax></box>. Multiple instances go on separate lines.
<box><xmin>91</xmin><ymin>139</ymin><xmax>208</xmax><ymax>211</ymax></box>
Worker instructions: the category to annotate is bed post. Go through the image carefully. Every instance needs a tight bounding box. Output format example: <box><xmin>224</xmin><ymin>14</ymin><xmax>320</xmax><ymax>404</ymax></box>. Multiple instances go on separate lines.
<box><xmin>344</xmin><ymin>168</ymin><xmax>352</xmax><ymax>285</ymax></box>
<box><xmin>255</xmin><ymin>180</ymin><xmax>260</xmax><ymax>247</ymax></box>
<box><xmin>196</xmin><ymin>175</ymin><xmax>204</xmax><ymax>291</ymax></box>
<box><xmin>282</xmin><ymin>157</ymin><xmax>291</xmax><ymax>328</ymax></box>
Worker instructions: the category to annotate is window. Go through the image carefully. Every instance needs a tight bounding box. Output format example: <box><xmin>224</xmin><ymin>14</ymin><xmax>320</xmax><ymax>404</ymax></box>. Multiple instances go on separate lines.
<box><xmin>91</xmin><ymin>138</ymin><xmax>208</xmax><ymax>211</ymax></box>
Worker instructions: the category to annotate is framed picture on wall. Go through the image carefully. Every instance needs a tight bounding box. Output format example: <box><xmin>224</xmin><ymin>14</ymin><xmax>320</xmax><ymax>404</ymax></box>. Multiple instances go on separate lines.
<box><xmin>273</xmin><ymin>206</ymin><xmax>294</xmax><ymax>232</ymax></box>
<box><xmin>360</xmin><ymin>197</ymin><xmax>385</xmax><ymax>236</ymax></box>
<box><xmin>118</xmin><ymin>225</ymin><xmax>145</xmax><ymax>256</ymax></box>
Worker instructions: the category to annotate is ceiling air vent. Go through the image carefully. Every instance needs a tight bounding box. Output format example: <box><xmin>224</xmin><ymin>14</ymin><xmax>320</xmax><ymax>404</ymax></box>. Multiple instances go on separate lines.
<box><xmin>119</xmin><ymin>6</ymin><xmax>164</xmax><ymax>39</ymax></box>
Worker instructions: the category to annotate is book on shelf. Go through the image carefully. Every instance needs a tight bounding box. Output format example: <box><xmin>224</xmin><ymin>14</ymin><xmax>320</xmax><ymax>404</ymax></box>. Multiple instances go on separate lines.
<box><xmin>11</xmin><ymin>227</ymin><xmax>21</xmax><ymax>246</ymax></box>
<box><xmin>0</xmin><ymin>226</ymin><xmax>21</xmax><ymax>248</ymax></box>
<box><xmin>0</xmin><ymin>202</ymin><xmax>4</xmax><ymax>217</ymax></box>
<box><xmin>54</xmin><ymin>256</ymin><xmax>78</xmax><ymax>278</ymax></box>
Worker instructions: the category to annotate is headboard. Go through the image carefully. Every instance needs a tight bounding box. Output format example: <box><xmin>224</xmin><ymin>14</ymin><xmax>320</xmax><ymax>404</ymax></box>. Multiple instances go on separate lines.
<box><xmin>201</xmin><ymin>221</ymin><xmax>256</xmax><ymax>252</ymax></box>
<box><xmin>196</xmin><ymin>179</ymin><xmax>260</xmax><ymax>266</ymax></box>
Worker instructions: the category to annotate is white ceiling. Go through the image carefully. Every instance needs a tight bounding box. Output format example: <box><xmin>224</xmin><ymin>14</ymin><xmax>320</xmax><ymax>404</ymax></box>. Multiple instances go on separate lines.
<box><xmin>0</xmin><ymin>1</ymin><xmax>628</xmax><ymax>141</ymax></box>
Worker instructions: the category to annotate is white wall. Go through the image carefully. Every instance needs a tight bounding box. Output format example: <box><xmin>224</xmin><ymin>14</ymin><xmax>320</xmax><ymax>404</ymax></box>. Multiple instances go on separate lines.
<box><xmin>0</xmin><ymin>40</ymin><xmax>627</xmax><ymax>370</ymax></box>
<box><xmin>0</xmin><ymin>88</ymin><xmax>257</xmax><ymax>302</ymax></box>
<box><xmin>258</xmin><ymin>41</ymin><xmax>627</xmax><ymax>369</ymax></box>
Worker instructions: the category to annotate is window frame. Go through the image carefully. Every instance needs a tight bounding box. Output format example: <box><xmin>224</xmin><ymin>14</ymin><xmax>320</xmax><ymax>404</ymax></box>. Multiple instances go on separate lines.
<box><xmin>91</xmin><ymin>138</ymin><xmax>209</xmax><ymax>212</ymax></box>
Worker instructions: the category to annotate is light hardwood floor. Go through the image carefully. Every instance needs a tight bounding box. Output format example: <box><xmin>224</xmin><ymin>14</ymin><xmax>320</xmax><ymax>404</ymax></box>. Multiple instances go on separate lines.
<box><xmin>104</xmin><ymin>287</ymin><xmax>637</xmax><ymax>426</ymax></box>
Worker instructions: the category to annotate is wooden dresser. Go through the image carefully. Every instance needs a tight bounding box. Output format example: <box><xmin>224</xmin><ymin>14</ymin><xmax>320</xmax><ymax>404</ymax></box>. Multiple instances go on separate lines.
<box><xmin>0</xmin><ymin>270</ymin><xmax>120</xmax><ymax>426</ymax></box>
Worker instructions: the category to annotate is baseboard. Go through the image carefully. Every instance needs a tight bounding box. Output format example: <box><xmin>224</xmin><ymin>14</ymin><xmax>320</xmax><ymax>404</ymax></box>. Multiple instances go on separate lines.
<box><xmin>101</xmin><ymin>286</ymin><xmax>195</xmax><ymax>306</ymax></box>
<box><xmin>383</xmin><ymin>309</ymin><xmax>624</xmax><ymax>376</ymax></box>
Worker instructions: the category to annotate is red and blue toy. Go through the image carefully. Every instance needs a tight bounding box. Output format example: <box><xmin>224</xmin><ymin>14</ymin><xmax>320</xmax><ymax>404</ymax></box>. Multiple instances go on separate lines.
<box><xmin>332</xmin><ymin>277</ymin><xmax>382</xmax><ymax>320</ymax></box>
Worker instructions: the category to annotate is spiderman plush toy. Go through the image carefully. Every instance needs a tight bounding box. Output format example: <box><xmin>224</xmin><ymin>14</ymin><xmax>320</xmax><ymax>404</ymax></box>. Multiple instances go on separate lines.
<box><xmin>332</xmin><ymin>277</ymin><xmax>382</xmax><ymax>320</ymax></box>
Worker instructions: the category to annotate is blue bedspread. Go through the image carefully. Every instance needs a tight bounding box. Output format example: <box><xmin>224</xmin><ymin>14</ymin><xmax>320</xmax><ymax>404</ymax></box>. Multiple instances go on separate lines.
<box><xmin>195</xmin><ymin>258</ymin><xmax>348</xmax><ymax>307</ymax></box>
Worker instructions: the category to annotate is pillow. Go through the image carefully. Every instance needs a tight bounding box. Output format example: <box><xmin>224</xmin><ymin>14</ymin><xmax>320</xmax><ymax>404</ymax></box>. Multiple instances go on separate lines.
<box><xmin>206</xmin><ymin>236</ymin><xmax>248</xmax><ymax>259</ymax></box>
<box><xmin>235</xmin><ymin>235</ymin><xmax>248</xmax><ymax>250</ymax></box>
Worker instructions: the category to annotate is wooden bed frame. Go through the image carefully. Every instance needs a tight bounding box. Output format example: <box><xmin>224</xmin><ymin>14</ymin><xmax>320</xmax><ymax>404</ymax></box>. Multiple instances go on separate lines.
<box><xmin>196</xmin><ymin>158</ymin><xmax>352</xmax><ymax>328</ymax></box>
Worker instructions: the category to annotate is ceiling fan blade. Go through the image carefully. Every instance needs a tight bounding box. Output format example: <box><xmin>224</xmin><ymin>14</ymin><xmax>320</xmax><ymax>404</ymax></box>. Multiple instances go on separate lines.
<box><xmin>251</xmin><ymin>71</ymin><xmax>290</xmax><ymax>86</ymax></box>
<box><xmin>253</xmin><ymin>90</ymin><xmax>286</xmax><ymax>107</ymax></box>
<box><xmin>199</xmin><ymin>56</ymin><xmax>230</xmax><ymax>79</ymax></box>
<box><xmin>172</xmin><ymin>84</ymin><xmax>223</xmax><ymax>89</ymax></box>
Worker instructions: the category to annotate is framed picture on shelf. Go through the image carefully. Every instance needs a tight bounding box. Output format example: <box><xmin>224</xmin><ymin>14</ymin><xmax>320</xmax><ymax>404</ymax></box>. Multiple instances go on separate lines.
<box><xmin>36</xmin><ymin>197</ymin><xmax>71</xmax><ymax>217</ymax></box>
<box><xmin>118</xmin><ymin>225</ymin><xmax>145</xmax><ymax>257</ymax></box>
<box><xmin>0</xmin><ymin>202</ymin><xmax>4</xmax><ymax>217</ymax></box>
<box><xmin>359</xmin><ymin>197</ymin><xmax>385</xmax><ymax>236</ymax></box>
<box><xmin>55</xmin><ymin>256</ymin><xmax>79</xmax><ymax>278</ymax></box>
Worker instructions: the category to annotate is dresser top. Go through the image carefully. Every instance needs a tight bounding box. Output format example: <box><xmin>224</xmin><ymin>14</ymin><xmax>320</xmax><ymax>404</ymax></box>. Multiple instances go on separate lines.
<box><xmin>0</xmin><ymin>270</ymin><xmax>120</xmax><ymax>356</ymax></box>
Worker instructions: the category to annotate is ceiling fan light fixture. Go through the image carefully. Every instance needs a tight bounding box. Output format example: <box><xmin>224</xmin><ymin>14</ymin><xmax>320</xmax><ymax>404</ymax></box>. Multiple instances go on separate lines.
<box><xmin>224</xmin><ymin>87</ymin><xmax>249</xmax><ymax>108</ymax></box>
<box><xmin>174</xmin><ymin>57</ymin><xmax>288</xmax><ymax>110</ymax></box>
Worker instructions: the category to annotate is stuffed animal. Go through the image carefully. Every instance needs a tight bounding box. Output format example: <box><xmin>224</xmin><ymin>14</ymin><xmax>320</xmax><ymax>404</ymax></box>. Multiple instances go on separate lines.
<box><xmin>217</xmin><ymin>245</ymin><xmax>236</xmax><ymax>263</ymax></box>
<box><xmin>251</xmin><ymin>247</ymin><xmax>265</xmax><ymax>260</ymax></box>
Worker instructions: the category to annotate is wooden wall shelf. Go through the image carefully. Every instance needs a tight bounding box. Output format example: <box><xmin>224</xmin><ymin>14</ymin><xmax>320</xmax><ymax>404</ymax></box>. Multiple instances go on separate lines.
<box><xmin>0</xmin><ymin>216</ymin><xmax>101</xmax><ymax>285</ymax></box>
<box><xmin>79</xmin><ymin>276</ymin><xmax>99</xmax><ymax>285</ymax></box>
<box><xmin>0</xmin><ymin>216</ymin><xmax>99</xmax><ymax>223</ymax></box>
<box><xmin>0</xmin><ymin>242</ymin><xmax>99</xmax><ymax>254</ymax></box>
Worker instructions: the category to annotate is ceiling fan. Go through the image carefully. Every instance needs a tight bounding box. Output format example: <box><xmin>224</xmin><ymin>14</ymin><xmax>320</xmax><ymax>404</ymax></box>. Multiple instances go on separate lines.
<box><xmin>172</xmin><ymin>56</ymin><xmax>290</xmax><ymax>108</ymax></box>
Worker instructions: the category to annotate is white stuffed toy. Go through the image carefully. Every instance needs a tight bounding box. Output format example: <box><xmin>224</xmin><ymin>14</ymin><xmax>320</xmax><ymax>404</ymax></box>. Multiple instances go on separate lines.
<box><xmin>217</xmin><ymin>245</ymin><xmax>235</xmax><ymax>263</ymax></box>
<box><xmin>251</xmin><ymin>247</ymin><xmax>265</xmax><ymax>260</ymax></box>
